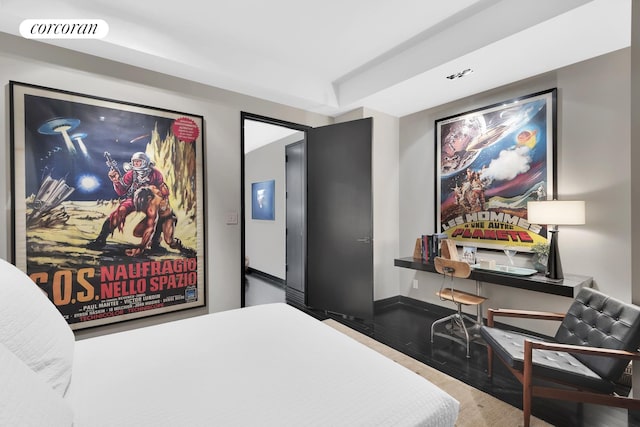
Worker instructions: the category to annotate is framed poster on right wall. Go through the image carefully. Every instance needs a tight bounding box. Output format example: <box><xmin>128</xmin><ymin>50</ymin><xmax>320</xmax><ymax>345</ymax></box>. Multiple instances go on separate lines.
<box><xmin>435</xmin><ymin>88</ymin><xmax>557</xmax><ymax>252</ymax></box>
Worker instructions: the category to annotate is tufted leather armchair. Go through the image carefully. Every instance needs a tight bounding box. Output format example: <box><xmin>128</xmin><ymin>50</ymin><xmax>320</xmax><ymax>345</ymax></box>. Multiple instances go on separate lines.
<box><xmin>480</xmin><ymin>287</ymin><xmax>640</xmax><ymax>427</ymax></box>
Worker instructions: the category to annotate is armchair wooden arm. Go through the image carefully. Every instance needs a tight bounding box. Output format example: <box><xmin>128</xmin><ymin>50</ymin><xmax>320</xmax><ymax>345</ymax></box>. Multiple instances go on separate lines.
<box><xmin>522</xmin><ymin>339</ymin><xmax>640</xmax><ymax>419</ymax></box>
<box><xmin>486</xmin><ymin>308</ymin><xmax>565</xmax><ymax>327</ymax></box>
<box><xmin>528</xmin><ymin>340</ymin><xmax>640</xmax><ymax>360</ymax></box>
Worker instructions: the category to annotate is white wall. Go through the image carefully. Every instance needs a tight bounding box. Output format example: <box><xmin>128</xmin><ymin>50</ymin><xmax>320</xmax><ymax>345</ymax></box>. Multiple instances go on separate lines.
<box><xmin>399</xmin><ymin>48</ymin><xmax>631</xmax><ymax>335</ymax></box>
<box><xmin>631</xmin><ymin>0</ymin><xmax>640</xmax><ymax>399</ymax></box>
<box><xmin>0</xmin><ymin>32</ymin><xmax>330</xmax><ymax>339</ymax></box>
<box><xmin>633</xmin><ymin>0</ymin><xmax>640</xmax><ymax>307</ymax></box>
<box><xmin>244</xmin><ymin>132</ymin><xmax>303</xmax><ymax>280</ymax></box>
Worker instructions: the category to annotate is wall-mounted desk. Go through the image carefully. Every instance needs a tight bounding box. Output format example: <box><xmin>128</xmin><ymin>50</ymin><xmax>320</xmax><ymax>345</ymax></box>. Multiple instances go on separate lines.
<box><xmin>394</xmin><ymin>257</ymin><xmax>592</xmax><ymax>298</ymax></box>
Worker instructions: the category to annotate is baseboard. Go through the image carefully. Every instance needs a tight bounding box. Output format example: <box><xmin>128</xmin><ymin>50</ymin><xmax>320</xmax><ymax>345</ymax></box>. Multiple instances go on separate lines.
<box><xmin>246</xmin><ymin>268</ymin><xmax>285</xmax><ymax>288</ymax></box>
<box><xmin>373</xmin><ymin>295</ymin><xmax>402</xmax><ymax>311</ymax></box>
<box><xmin>285</xmin><ymin>286</ymin><xmax>305</xmax><ymax>308</ymax></box>
<box><xmin>374</xmin><ymin>295</ymin><xmax>453</xmax><ymax>318</ymax></box>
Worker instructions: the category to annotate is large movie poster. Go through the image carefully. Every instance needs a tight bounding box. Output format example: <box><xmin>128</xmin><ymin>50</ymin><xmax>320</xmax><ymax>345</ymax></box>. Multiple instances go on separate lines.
<box><xmin>435</xmin><ymin>89</ymin><xmax>557</xmax><ymax>252</ymax></box>
<box><xmin>10</xmin><ymin>82</ymin><xmax>206</xmax><ymax>329</ymax></box>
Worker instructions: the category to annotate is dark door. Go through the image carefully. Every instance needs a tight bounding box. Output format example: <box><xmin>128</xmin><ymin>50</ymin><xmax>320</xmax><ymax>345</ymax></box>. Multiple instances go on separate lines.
<box><xmin>285</xmin><ymin>140</ymin><xmax>306</xmax><ymax>307</ymax></box>
<box><xmin>306</xmin><ymin>118</ymin><xmax>373</xmax><ymax>320</ymax></box>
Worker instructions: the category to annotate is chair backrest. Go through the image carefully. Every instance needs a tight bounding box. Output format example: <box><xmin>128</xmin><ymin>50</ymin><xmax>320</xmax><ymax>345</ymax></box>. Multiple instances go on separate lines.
<box><xmin>555</xmin><ymin>287</ymin><xmax>640</xmax><ymax>382</ymax></box>
<box><xmin>434</xmin><ymin>257</ymin><xmax>471</xmax><ymax>279</ymax></box>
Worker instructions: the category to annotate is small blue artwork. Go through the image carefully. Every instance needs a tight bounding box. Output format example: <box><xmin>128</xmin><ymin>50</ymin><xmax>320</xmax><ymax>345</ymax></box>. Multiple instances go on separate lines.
<box><xmin>251</xmin><ymin>180</ymin><xmax>275</xmax><ymax>220</ymax></box>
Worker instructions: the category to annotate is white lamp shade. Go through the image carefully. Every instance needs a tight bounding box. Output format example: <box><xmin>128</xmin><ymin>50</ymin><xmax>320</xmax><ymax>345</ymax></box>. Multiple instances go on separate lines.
<box><xmin>527</xmin><ymin>200</ymin><xmax>585</xmax><ymax>225</ymax></box>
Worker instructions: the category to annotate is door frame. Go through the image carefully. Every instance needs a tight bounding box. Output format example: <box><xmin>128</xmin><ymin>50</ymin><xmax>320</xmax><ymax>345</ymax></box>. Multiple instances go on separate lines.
<box><xmin>240</xmin><ymin>112</ymin><xmax>310</xmax><ymax>307</ymax></box>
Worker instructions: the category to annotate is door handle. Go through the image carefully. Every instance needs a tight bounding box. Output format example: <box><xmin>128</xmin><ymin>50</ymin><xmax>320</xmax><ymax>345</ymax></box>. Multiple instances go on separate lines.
<box><xmin>356</xmin><ymin>237</ymin><xmax>372</xmax><ymax>244</ymax></box>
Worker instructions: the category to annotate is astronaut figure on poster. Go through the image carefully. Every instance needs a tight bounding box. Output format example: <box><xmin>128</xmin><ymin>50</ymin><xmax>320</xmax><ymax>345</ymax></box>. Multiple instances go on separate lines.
<box><xmin>88</xmin><ymin>151</ymin><xmax>194</xmax><ymax>257</ymax></box>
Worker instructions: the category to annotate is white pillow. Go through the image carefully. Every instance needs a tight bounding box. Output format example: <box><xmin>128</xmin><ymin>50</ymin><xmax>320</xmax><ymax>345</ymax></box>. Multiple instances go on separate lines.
<box><xmin>0</xmin><ymin>342</ymin><xmax>73</xmax><ymax>427</ymax></box>
<box><xmin>0</xmin><ymin>258</ymin><xmax>74</xmax><ymax>395</ymax></box>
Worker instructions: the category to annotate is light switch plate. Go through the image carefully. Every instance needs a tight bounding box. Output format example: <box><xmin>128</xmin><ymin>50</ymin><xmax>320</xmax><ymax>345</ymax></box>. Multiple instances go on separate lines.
<box><xmin>225</xmin><ymin>211</ymin><xmax>238</xmax><ymax>225</ymax></box>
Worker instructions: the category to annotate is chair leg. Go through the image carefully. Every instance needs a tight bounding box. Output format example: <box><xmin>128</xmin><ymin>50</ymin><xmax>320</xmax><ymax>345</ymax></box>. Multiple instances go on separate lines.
<box><xmin>431</xmin><ymin>313</ymin><xmax>471</xmax><ymax>359</ymax></box>
<box><xmin>577</xmin><ymin>402</ymin><xmax>584</xmax><ymax>426</ymax></box>
<box><xmin>487</xmin><ymin>345</ymin><xmax>493</xmax><ymax>379</ymax></box>
<box><xmin>431</xmin><ymin>308</ymin><xmax>473</xmax><ymax>358</ymax></box>
<box><xmin>455</xmin><ymin>305</ymin><xmax>471</xmax><ymax>358</ymax></box>
<box><xmin>523</xmin><ymin>382</ymin><xmax>532</xmax><ymax>427</ymax></box>
<box><xmin>523</xmin><ymin>340</ymin><xmax>533</xmax><ymax>427</ymax></box>
<box><xmin>430</xmin><ymin>314</ymin><xmax>457</xmax><ymax>343</ymax></box>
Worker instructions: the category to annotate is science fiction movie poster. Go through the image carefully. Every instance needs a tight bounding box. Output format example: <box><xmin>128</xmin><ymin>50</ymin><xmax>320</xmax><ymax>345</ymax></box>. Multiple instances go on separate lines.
<box><xmin>435</xmin><ymin>88</ymin><xmax>557</xmax><ymax>252</ymax></box>
<box><xmin>10</xmin><ymin>82</ymin><xmax>206</xmax><ymax>330</ymax></box>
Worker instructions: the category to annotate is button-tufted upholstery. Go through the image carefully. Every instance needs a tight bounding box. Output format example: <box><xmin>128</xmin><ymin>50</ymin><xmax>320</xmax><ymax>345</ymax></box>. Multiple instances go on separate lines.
<box><xmin>481</xmin><ymin>287</ymin><xmax>640</xmax><ymax>393</ymax></box>
<box><xmin>555</xmin><ymin>287</ymin><xmax>640</xmax><ymax>382</ymax></box>
<box><xmin>481</xmin><ymin>326</ymin><xmax>614</xmax><ymax>392</ymax></box>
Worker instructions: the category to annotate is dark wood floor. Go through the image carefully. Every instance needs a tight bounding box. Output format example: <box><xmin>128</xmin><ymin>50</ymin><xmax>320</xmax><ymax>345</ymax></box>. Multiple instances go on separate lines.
<box><xmin>245</xmin><ymin>275</ymin><xmax>638</xmax><ymax>427</ymax></box>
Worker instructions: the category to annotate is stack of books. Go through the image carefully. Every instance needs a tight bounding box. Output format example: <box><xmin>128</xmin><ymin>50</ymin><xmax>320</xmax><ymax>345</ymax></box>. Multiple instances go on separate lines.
<box><xmin>413</xmin><ymin>234</ymin><xmax>438</xmax><ymax>263</ymax></box>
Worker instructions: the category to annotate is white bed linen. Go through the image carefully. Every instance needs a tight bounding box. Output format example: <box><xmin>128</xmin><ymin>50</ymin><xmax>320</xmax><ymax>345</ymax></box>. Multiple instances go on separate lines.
<box><xmin>67</xmin><ymin>303</ymin><xmax>459</xmax><ymax>426</ymax></box>
<box><xmin>0</xmin><ymin>258</ymin><xmax>74</xmax><ymax>396</ymax></box>
<box><xmin>0</xmin><ymin>342</ymin><xmax>73</xmax><ymax>427</ymax></box>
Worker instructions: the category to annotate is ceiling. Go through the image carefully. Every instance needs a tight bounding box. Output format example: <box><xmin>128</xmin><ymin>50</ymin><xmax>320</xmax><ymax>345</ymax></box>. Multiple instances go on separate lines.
<box><xmin>0</xmin><ymin>0</ymin><xmax>631</xmax><ymax>118</ymax></box>
<box><xmin>244</xmin><ymin>120</ymin><xmax>302</xmax><ymax>153</ymax></box>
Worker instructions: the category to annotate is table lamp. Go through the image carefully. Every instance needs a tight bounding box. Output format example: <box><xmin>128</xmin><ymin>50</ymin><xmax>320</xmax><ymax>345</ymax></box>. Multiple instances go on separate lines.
<box><xmin>527</xmin><ymin>200</ymin><xmax>585</xmax><ymax>280</ymax></box>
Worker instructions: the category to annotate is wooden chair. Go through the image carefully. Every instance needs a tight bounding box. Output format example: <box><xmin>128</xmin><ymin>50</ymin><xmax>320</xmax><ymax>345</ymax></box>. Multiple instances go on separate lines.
<box><xmin>480</xmin><ymin>287</ymin><xmax>640</xmax><ymax>427</ymax></box>
<box><xmin>430</xmin><ymin>256</ymin><xmax>487</xmax><ymax>358</ymax></box>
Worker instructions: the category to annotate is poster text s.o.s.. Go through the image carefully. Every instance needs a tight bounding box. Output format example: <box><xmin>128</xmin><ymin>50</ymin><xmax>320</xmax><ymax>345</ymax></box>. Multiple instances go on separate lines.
<box><xmin>30</xmin><ymin>258</ymin><xmax>199</xmax><ymax>325</ymax></box>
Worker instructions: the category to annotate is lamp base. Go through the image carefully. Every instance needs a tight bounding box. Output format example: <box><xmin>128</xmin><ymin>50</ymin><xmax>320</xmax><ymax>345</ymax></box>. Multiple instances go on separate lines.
<box><xmin>546</xmin><ymin>229</ymin><xmax>563</xmax><ymax>280</ymax></box>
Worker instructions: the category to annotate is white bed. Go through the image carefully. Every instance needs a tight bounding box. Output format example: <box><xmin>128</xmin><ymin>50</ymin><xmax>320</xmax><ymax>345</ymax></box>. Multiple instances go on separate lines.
<box><xmin>0</xmin><ymin>258</ymin><xmax>459</xmax><ymax>426</ymax></box>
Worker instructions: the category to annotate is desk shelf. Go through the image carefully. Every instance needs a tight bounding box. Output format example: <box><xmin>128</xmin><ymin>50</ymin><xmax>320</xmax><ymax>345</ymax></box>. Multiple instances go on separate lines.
<box><xmin>394</xmin><ymin>257</ymin><xmax>592</xmax><ymax>298</ymax></box>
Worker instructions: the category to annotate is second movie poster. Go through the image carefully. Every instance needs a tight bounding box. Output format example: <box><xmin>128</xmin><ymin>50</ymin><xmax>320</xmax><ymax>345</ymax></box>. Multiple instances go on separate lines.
<box><xmin>435</xmin><ymin>89</ymin><xmax>557</xmax><ymax>252</ymax></box>
<box><xmin>10</xmin><ymin>82</ymin><xmax>206</xmax><ymax>330</ymax></box>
